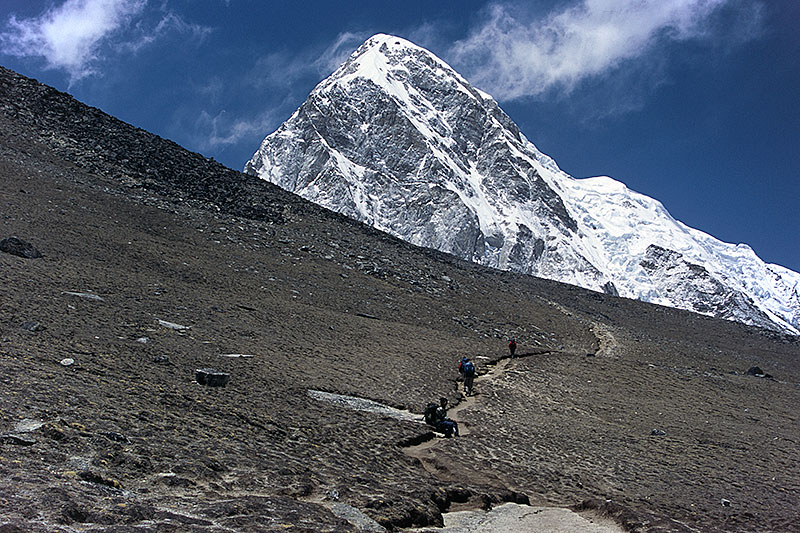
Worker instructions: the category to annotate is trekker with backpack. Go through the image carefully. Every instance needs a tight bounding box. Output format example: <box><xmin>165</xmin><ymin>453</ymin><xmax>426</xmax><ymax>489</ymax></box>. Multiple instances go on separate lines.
<box><xmin>423</xmin><ymin>397</ymin><xmax>459</xmax><ymax>437</ymax></box>
<box><xmin>457</xmin><ymin>356</ymin><xmax>468</xmax><ymax>381</ymax></box>
<box><xmin>462</xmin><ymin>358</ymin><xmax>475</xmax><ymax>396</ymax></box>
<box><xmin>508</xmin><ymin>339</ymin><xmax>517</xmax><ymax>358</ymax></box>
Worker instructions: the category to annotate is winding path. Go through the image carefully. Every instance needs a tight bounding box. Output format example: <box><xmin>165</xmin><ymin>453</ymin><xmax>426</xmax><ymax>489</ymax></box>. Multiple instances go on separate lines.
<box><xmin>308</xmin><ymin>351</ymin><xmax>624</xmax><ymax>532</ymax></box>
<box><xmin>401</xmin><ymin>352</ymin><xmax>625</xmax><ymax>533</ymax></box>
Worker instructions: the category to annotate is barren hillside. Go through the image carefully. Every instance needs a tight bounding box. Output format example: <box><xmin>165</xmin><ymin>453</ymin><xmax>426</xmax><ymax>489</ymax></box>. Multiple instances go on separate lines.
<box><xmin>1</xmin><ymin>66</ymin><xmax>798</xmax><ymax>532</ymax></box>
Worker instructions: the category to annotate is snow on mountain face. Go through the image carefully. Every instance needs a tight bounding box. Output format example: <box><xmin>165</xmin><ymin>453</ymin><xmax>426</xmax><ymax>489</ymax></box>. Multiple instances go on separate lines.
<box><xmin>245</xmin><ymin>33</ymin><xmax>800</xmax><ymax>334</ymax></box>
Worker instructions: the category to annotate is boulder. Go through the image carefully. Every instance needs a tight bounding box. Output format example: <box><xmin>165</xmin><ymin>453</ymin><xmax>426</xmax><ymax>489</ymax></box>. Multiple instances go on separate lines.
<box><xmin>745</xmin><ymin>366</ymin><xmax>773</xmax><ymax>379</ymax></box>
<box><xmin>0</xmin><ymin>434</ymin><xmax>36</xmax><ymax>446</ymax></box>
<box><xmin>0</xmin><ymin>236</ymin><xmax>41</xmax><ymax>258</ymax></box>
<box><xmin>196</xmin><ymin>368</ymin><xmax>230</xmax><ymax>387</ymax></box>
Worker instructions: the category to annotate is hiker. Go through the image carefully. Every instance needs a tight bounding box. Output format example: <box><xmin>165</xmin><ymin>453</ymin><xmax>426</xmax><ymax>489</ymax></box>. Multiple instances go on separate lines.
<box><xmin>424</xmin><ymin>397</ymin><xmax>459</xmax><ymax>437</ymax></box>
<box><xmin>508</xmin><ymin>338</ymin><xmax>517</xmax><ymax>358</ymax></box>
<box><xmin>462</xmin><ymin>358</ymin><xmax>475</xmax><ymax>396</ymax></box>
<box><xmin>457</xmin><ymin>356</ymin><xmax>469</xmax><ymax>381</ymax></box>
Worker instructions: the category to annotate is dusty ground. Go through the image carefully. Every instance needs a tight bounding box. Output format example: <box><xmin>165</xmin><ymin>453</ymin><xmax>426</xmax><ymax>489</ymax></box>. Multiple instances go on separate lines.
<box><xmin>1</xmin><ymin>66</ymin><xmax>799</xmax><ymax>532</ymax></box>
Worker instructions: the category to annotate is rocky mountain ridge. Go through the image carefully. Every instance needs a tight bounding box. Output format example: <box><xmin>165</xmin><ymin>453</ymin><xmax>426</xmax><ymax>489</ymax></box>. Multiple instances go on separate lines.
<box><xmin>246</xmin><ymin>34</ymin><xmax>800</xmax><ymax>334</ymax></box>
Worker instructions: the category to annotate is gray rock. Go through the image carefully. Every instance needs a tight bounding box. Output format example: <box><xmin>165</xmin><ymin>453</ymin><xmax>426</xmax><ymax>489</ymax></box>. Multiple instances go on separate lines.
<box><xmin>13</xmin><ymin>419</ymin><xmax>45</xmax><ymax>433</ymax></box>
<box><xmin>0</xmin><ymin>236</ymin><xmax>41</xmax><ymax>258</ymax></box>
<box><xmin>196</xmin><ymin>368</ymin><xmax>230</xmax><ymax>387</ymax></box>
<box><xmin>745</xmin><ymin>366</ymin><xmax>772</xmax><ymax>379</ymax></box>
<box><xmin>157</xmin><ymin>319</ymin><xmax>191</xmax><ymax>331</ymax></box>
<box><xmin>328</xmin><ymin>502</ymin><xmax>387</xmax><ymax>532</ymax></box>
<box><xmin>0</xmin><ymin>434</ymin><xmax>37</xmax><ymax>446</ymax></box>
<box><xmin>63</xmin><ymin>291</ymin><xmax>104</xmax><ymax>301</ymax></box>
<box><xmin>103</xmin><ymin>431</ymin><xmax>130</xmax><ymax>443</ymax></box>
<box><xmin>20</xmin><ymin>321</ymin><xmax>44</xmax><ymax>332</ymax></box>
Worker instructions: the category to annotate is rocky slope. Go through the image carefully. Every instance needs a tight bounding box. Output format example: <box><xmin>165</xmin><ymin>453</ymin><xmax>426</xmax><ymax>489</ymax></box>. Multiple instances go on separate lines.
<box><xmin>2</xmin><ymin>65</ymin><xmax>800</xmax><ymax>532</ymax></box>
<box><xmin>246</xmin><ymin>34</ymin><xmax>800</xmax><ymax>335</ymax></box>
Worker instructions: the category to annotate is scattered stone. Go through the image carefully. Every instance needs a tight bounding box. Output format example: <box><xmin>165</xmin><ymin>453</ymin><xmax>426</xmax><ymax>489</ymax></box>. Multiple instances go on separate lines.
<box><xmin>103</xmin><ymin>431</ymin><xmax>130</xmax><ymax>443</ymax></box>
<box><xmin>0</xmin><ymin>434</ymin><xmax>37</xmax><ymax>446</ymax></box>
<box><xmin>13</xmin><ymin>419</ymin><xmax>45</xmax><ymax>433</ymax></box>
<box><xmin>157</xmin><ymin>319</ymin><xmax>191</xmax><ymax>331</ymax></box>
<box><xmin>152</xmin><ymin>355</ymin><xmax>170</xmax><ymax>365</ymax></box>
<box><xmin>745</xmin><ymin>366</ymin><xmax>773</xmax><ymax>379</ymax></box>
<box><xmin>219</xmin><ymin>353</ymin><xmax>255</xmax><ymax>358</ymax></box>
<box><xmin>721</xmin><ymin>499</ymin><xmax>731</xmax><ymax>507</ymax></box>
<box><xmin>60</xmin><ymin>358</ymin><xmax>75</xmax><ymax>367</ymax></box>
<box><xmin>63</xmin><ymin>291</ymin><xmax>104</xmax><ymax>301</ymax></box>
<box><xmin>159</xmin><ymin>474</ymin><xmax>196</xmax><ymax>487</ymax></box>
<box><xmin>135</xmin><ymin>336</ymin><xmax>150</xmax><ymax>344</ymax></box>
<box><xmin>78</xmin><ymin>470</ymin><xmax>122</xmax><ymax>488</ymax></box>
<box><xmin>651</xmin><ymin>429</ymin><xmax>667</xmax><ymax>436</ymax></box>
<box><xmin>41</xmin><ymin>423</ymin><xmax>65</xmax><ymax>440</ymax></box>
<box><xmin>0</xmin><ymin>236</ymin><xmax>42</xmax><ymax>258</ymax></box>
<box><xmin>61</xmin><ymin>503</ymin><xmax>90</xmax><ymax>524</ymax></box>
<box><xmin>20</xmin><ymin>321</ymin><xmax>44</xmax><ymax>332</ymax></box>
<box><xmin>328</xmin><ymin>502</ymin><xmax>386</xmax><ymax>532</ymax></box>
<box><xmin>196</xmin><ymin>368</ymin><xmax>230</xmax><ymax>387</ymax></box>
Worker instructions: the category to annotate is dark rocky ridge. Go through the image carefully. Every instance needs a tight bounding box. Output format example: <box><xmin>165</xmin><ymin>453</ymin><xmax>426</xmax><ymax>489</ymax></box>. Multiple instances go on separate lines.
<box><xmin>1</xmin><ymin>65</ymin><xmax>799</xmax><ymax>531</ymax></box>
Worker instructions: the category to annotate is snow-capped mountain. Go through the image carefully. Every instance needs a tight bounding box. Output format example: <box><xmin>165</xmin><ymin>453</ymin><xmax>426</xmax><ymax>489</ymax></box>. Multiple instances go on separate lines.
<box><xmin>245</xmin><ymin>34</ymin><xmax>800</xmax><ymax>334</ymax></box>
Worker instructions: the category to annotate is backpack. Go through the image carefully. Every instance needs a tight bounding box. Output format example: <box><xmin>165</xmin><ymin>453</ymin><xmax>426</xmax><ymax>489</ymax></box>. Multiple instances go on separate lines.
<box><xmin>458</xmin><ymin>357</ymin><xmax>467</xmax><ymax>372</ymax></box>
<box><xmin>424</xmin><ymin>403</ymin><xmax>439</xmax><ymax>426</ymax></box>
<box><xmin>463</xmin><ymin>360</ymin><xmax>475</xmax><ymax>376</ymax></box>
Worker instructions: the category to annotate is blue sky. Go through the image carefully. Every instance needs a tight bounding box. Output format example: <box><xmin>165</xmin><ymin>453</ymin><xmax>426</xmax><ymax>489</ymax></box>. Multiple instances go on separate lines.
<box><xmin>2</xmin><ymin>0</ymin><xmax>798</xmax><ymax>273</ymax></box>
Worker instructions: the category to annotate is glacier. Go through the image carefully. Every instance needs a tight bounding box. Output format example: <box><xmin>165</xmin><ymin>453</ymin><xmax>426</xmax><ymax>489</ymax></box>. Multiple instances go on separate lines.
<box><xmin>245</xmin><ymin>34</ymin><xmax>800</xmax><ymax>334</ymax></box>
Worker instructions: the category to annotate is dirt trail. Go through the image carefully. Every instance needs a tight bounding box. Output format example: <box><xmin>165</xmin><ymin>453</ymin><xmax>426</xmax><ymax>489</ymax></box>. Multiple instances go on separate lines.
<box><xmin>401</xmin><ymin>352</ymin><xmax>626</xmax><ymax>533</ymax></box>
<box><xmin>402</xmin><ymin>353</ymin><xmax>536</xmax><ymax>483</ymax></box>
<box><xmin>447</xmin><ymin>357</ymin><xmax>513</xmax><ymax>435</ymax></box>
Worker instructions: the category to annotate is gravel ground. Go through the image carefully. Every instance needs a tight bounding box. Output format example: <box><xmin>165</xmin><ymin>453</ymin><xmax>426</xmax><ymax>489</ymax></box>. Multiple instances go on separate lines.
<box><xmin>1</xmin><ymin>65</ymin><xmax>799</xmax><ymax>532</ymax></box>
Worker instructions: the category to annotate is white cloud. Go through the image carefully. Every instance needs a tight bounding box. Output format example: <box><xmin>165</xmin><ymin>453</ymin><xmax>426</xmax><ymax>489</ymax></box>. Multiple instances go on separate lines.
<box><xmin>192</xmin><ymin>108</ymin><xmax>280</xmax><ymax>151</ymax></box>
<box><xmin>248</xmin><ymin>31</ymin><xmax>368</xmax><ymax>92</ymax></box>
<box><xmin>448</xmin><ymin>0</ymin><xmax>752</xmax><ymax>101</ymax></box>
<box><xmin>312</xmin><ymin>31</ymin><xmax>369</xmax><ymax>77</ymax></box>
<box><xmin>122</xmin><ymin>10</ymin><xmax>212</xmax><ymax>53</ymax></box>
<box><xmin>191</xmin><ymin>32</ymin><xmax>369</xmax><ymax>154</ymax></box>
<box><xmin>1</xmin><ymin>0</ymin><xmax>147</xmax><ymax>81</ymax></box>
<box><xmin>1</xmin><ymin>0</ymin><xmax>211</xmax><ymax>83</ymax></box>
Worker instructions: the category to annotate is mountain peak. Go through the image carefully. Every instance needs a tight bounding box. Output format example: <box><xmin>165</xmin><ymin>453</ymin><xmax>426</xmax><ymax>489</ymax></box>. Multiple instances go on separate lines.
<box><xmin>361</xmin><ymin>33</ymin><xmax>422</xmax><ymax>52</ymax></box>
<box><xmin>246</xmin><ymin>36</ymin><xmax>800</xmax><ymax>334</ymax></box>
<box><xmin>319</xmin><ymin>33</ymin><xmax>472</xmax><ymax>101</ymax></box>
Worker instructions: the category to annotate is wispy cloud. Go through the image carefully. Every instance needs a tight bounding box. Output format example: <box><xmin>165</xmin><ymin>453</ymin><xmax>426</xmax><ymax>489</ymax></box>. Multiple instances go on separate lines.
<box><xmin>191</xmin><ymin>108</ymin><xmax>281</xmax><ymax>151</ymax></box>
<box><xmin>312</xmin><ymin>31</ymin><xmax>369</xmax><ymax>77</ymax></box>
<box><xmin>247</xmin><ymin>31</ymin><xmax>368</xmax><ymax>93</ymax></box>
<box><xmin>448</xmin><ymin>0</ymin><xmax>759</xmax><ymax>101</ymax></box>
<box><xmin>123</xmin><ymin>10</ymin><xmax>212</xmax><ymax>53</ymax></box>
<box><xmin>0</xmin><ymin>0</ymin><xmax>210</xmax><ymax>83</ymax></box>
<box><xmin>1</xmin><ymin>0</ymin><xmax>146</xmax><ymax>81</ymax></box>
<box><xmin>183</xmin><ymin>31</ymin><xmax>369</xmax><ymax>159</ymax></box>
